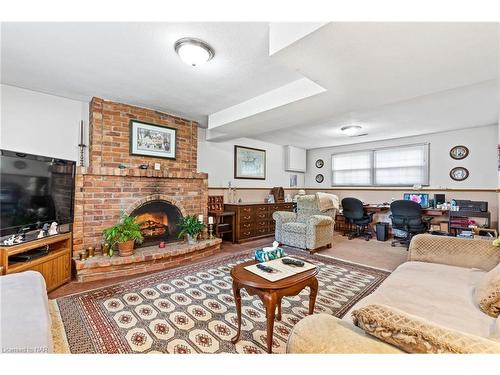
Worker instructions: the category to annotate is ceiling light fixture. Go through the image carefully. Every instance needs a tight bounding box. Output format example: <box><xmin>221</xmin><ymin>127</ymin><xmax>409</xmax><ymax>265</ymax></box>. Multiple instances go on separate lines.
<box><xmin>341</xmin><ymin>125</ymin><xmax>363</xmax><ymax>136</ymax></box>
<box><xmin>174</xmin><ymin>37</ymin><xmax>215</xmax><ymax>67</ymax></box>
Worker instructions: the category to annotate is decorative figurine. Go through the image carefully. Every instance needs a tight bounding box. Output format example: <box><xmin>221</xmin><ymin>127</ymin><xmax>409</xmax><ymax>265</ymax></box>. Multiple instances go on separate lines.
<box><xmin>87</xmin><ymin>246</ymin><xmax>95</xmax><ymax>257</ymax></box>
<box><xmin>159</xmin><ymin>241</ymin><xmax>166</xmax><ymax>248</ymax></box>
<box><xmin>48</xmin><ymin>222</ymin><xmax>58</xmax><ymax>235</ymax></box>
<box><xmin>37</xmin><ymin>230</ymin><xmax>45</xmax><ymax>239</ymax></box>
<box><xmin>3</xmin><ymin>234</ymin><xmax>24</xmax><ymax>245</ymax></box>
<box><xmin>102</xmin><ymin>242</ymin><xmax>110</xmax><ymax>256</ymax></box>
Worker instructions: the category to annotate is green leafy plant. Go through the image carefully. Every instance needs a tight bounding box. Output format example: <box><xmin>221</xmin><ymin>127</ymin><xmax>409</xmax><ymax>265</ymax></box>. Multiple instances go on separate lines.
<box><xmin>178</xmin><ymin>215</ymin><xmax>205</xmax><ymax>239</ymax></box>
<box><xmin>103</xmin><ymin>215</ymin><xmax>144</xmax><ymax>248</ymax></box>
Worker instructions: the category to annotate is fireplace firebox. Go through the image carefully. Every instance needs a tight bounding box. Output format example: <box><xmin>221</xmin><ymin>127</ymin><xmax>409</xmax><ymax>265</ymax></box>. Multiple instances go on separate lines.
<box><xmin>130</xmin><ymin>200</ymin><xmax>183</xmax><ymax>247</ymax></box>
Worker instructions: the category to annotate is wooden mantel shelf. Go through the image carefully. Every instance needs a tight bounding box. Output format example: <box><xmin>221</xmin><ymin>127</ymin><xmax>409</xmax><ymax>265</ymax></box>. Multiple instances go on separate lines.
<box><xmin>77</xmin><ymin>166</ymin><xmax>208</xmax><ymax>180</ymax></box>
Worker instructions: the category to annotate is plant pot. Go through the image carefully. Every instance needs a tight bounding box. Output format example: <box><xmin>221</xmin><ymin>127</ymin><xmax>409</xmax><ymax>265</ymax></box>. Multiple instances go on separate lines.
<box><xmin>117</xmin><ymin>239</ymin><xmax>135</xmax><ymax>257</ymax></box>
<box><xmin>186</xmin><ymin>234</ymin><xmax>197</xmax><ymax>245</ymax></box>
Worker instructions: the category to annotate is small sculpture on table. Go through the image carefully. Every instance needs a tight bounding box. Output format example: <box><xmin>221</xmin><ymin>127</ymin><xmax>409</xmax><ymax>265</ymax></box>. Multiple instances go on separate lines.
<box><xmin>48</xmin><ymin>222</ymin><xmax>58</xmax><ymax>235</ymax></box>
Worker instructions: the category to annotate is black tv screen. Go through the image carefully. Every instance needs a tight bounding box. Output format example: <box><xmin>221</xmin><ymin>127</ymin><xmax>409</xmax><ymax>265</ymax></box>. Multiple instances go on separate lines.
<box><xmin>0</xmin><ymin>150</ymin><xmax>76</xmax><ymax>237</ymax></box>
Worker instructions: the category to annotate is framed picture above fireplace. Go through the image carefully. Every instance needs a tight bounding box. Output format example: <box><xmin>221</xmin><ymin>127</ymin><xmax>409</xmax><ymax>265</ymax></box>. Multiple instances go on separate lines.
<box><xmin>129</xmin><ymin>120</ymin><xmax>177</xmax><ymax>159</ymax></box>
<box><xmin>234</xmin><ymin>145</ymin><xmax>266</xmax><ymax>180</ymax></box>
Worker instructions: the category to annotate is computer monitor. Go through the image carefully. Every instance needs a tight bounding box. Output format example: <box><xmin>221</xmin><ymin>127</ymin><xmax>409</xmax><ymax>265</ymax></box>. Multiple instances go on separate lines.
<box><xmin>403</xmin><ymin>193</ymin><xmax>429</xmax><ymax>208</ymax></box>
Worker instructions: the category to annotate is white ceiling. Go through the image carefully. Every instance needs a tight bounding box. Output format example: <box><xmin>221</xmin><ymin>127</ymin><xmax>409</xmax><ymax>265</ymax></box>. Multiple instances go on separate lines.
<box><xmin>0</xmin><ymin>22</ymin><xmax>300</xmax><ymax>125</ymax></box>
<box><xmin>1</xmin><ymin>22</ymin><xmax>499</xmax><ymax>149</ymax></box>
<box><xmin>207</xmin><ymin>23</ymin><xmax>500</xmax><ymax>147</ymax></box>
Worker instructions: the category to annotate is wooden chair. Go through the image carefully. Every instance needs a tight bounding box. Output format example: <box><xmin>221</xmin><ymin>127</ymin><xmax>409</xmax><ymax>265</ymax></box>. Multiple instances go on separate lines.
<box><xmin>208</xmin><ymin>196</ymin><xmax>235</xmax><ymax>243</ymax></box>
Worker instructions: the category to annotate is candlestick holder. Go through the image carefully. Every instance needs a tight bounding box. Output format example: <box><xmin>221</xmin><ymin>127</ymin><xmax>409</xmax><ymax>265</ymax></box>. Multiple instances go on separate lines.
<box><xmin>208</xmin><ymin>223</ymin><xmax>214</xmax><ymax>239</ymax></box>
<box><xmin>78</xmin><ymin>143</ymin><xmax>87</xmax><ymax>167</ymax></box>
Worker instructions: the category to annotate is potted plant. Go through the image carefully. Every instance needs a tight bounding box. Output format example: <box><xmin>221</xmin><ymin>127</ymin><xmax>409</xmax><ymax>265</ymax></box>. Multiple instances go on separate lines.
<box><xmin>178</xmin><ymin>215</ymin><xmax>205</xmax><ymax>245</ymax></box>
<box><xmin>102</xmin><ymin>215</ymin><xmax>144</xmax><ymax>257</ymax></box>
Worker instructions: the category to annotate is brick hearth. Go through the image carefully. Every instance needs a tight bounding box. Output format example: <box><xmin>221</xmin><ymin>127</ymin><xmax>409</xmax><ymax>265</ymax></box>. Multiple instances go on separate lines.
<box><xmin>74</xmin><ymin>238</ymin><xmax>222</xmax><ymax>283</ymax></box>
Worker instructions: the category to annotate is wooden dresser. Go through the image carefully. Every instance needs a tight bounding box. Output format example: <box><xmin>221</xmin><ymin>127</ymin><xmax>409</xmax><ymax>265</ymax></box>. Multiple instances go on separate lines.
<box><xmin>224</xmin><ymin>202</ymin><xmax>294</xmax><ymax>243</ymax></box>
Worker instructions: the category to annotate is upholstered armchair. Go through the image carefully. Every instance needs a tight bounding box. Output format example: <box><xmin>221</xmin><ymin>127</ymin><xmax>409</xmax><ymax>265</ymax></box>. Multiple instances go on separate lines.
<box><xmin>273</xmin><ymin>194</ymin><xmax>337</xmax><ymax>253</ymax></box>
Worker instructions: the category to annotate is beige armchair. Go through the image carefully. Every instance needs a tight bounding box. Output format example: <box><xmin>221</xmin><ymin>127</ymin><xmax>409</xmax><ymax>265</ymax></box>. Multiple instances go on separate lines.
<box><xmin>273</xmin><ymin>195</ymin><xmax>337</xmax><ymax>252</ymax></box>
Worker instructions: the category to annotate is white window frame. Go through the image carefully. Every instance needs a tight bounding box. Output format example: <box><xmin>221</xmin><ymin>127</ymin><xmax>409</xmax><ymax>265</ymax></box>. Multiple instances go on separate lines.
<box><xmin>331</xmin><ymin>143</ymin><xmax>430</xmax><ymax>187</ymax></box>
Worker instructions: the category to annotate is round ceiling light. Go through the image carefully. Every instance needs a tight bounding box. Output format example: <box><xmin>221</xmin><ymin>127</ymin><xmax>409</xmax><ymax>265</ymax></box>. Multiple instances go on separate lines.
<box><xmin>341</xmin><ymin>125</ymin><xmax>363</xmax><ymax>136</ymax></box>
<box><xmin>174</xmin><ymin>37</ymin><xmax>215</xmax><ymax>67</ymax></box>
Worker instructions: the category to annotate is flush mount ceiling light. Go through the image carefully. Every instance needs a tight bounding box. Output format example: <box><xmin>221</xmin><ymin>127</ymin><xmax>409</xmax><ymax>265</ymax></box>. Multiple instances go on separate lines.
<box><xmin>341</xmin><ymin>125</ymin><xmax>363</xmax><ymax>137</ymax></box>
<box><xmin>174</xmin><ymin>37</ymin><xmax>215</xmax><ymax>67</ymax></box>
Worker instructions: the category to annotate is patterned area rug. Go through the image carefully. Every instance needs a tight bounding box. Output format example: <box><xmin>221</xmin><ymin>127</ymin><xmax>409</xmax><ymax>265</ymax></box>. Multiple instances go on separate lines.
<box><xmin>56</xmin><ymin>248</ymin><xmax>389</xmax><ymax>354</ymax></box>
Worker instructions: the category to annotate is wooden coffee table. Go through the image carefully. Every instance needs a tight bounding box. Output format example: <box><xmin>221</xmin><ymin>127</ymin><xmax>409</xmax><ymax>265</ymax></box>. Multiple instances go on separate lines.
<box><xmin>230</xmin><ymin>260</ymin><xmax>319</xmax><ymax>353</ymax></box>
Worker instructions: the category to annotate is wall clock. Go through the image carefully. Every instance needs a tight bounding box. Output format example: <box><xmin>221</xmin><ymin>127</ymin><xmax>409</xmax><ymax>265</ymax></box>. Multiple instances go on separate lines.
<box><xmin>449</xmin><ymin>167</ymin><xmax>469</xmax><ymax>181</ymax></box>
<box><xmin>315</xmin><ymin>159</ymin><xmax>324</xmax><ymax>168</ymax></box>
<box><xmin>450</xmin><ymin>145</ymin><xmax>469</xmax><ymax>160</ymax></box>
<box><xmin>315</xmin><ymin>174</ymin><xmax>324</xmax><ymax>183</ymax></box>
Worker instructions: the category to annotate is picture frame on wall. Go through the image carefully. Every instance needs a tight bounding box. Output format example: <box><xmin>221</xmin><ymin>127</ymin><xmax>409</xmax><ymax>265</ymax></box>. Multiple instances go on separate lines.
<box><xmin>234</xmin><ymin>145</ymin><xmax>266</xmax><ymax>180</ymax></box>
<box><xmin>129</xmin><ymin>120</ymin><xmax>176</xmax><ymax>159</ymax></box>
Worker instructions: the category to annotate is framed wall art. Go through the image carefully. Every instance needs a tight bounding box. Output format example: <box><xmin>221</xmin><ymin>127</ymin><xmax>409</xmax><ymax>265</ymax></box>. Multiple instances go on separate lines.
<box><xmin>449</xmin><ymin>167</ymin><xmax>469</xmax><ymax>181</ymax></box>
<box><xmin>449</xmin><ymin>145</ymin><xmax>469</xmax><ymax>160</ymax></box>
<box><xmin>234</xmin><ymin>145</ymin><xmax>266</xmax><ymax>180</ymax></box>
<box><xmin>129</xmin><ymin>120</ymin><xmax>176</xmax><ymax>159</ymax></box>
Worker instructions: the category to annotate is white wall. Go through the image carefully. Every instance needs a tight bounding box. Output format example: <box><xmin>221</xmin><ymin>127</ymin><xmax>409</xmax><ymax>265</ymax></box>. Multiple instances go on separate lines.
<box><xmin>306</xmin><ymin>124</ymin><xmax>498</xmax><ymax>189</ymax></box>
<box><xmin>198</xmin><ymin>127</ymin><xmax>305</xmax><ymax>188</ymax></box>
<box><xmin>0</xmin><ymin>84</ymin><xmax>89</xmax><ymax>161</ymax></box>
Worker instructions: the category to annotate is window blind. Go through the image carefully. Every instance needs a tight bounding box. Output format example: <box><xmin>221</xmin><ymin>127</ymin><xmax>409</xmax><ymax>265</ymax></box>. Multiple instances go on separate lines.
<box><xmin>374</xmin><ymin>144</ymin><xmax>428</xmax><ymax>186</ymax></box>
<box><xmin>331</xmin><ymin>143</ymin><xmax>429</xmax><ymax>186</ymax></box>
<box><xmin>332</xmin><ymin>151</ymin><xmax>372</xmax><ymax>185</ymax></box>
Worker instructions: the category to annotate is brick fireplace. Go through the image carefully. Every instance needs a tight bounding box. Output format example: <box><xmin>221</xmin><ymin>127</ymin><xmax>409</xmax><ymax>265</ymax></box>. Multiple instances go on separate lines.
<box><xmin>73</xmin><ymin>97</ymin><xmax>209</xmax><ymax>258</ymax></box>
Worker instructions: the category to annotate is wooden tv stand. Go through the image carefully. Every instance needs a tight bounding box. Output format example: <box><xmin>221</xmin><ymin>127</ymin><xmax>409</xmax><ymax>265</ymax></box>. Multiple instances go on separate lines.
<box><xmin>0</xmin><ymin>232</ymin><xmax>72</xmax><ymax>292</ymax></box>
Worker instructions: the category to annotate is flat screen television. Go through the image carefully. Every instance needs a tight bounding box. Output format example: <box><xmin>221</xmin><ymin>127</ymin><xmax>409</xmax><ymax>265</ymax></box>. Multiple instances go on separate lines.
<box><xmin>403</xmin><ymin>193</ymin><xmax>429</xmax><ymax>209</ymax></box>
<box><xmin>0</xmin><ymin>150</ymin><xmax>76</xmax><ymax>238</ymax></box>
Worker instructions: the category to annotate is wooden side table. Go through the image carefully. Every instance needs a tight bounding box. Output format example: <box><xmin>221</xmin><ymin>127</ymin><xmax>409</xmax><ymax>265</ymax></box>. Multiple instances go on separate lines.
<box><xmin>230</xmin><ymin>260</ymin><xmax>319</xmax><ymax>353</ymax></box>
<box><xmin>209</xmin><ymin>210</ymin><xmax>236</xmax><ymax>243</ymax></box>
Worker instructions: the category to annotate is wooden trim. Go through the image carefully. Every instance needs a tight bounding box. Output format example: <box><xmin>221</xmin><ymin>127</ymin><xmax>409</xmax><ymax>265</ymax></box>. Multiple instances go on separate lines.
<box><xmin>208</xmin><ymin>187</ymin><xmax>497</xmax><ymax>193</ymax></box>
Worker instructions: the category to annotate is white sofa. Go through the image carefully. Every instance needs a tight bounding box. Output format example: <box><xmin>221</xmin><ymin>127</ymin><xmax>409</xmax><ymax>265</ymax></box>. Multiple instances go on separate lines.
<box><xmin>0</xmin><ymin>271</ymin><xmax>53</xmax><ymax>353</ymax></box>
<box><xmin>287</xmin><ymin>234</ymin><xmax>500</xmax><ymax>353</ymax></box>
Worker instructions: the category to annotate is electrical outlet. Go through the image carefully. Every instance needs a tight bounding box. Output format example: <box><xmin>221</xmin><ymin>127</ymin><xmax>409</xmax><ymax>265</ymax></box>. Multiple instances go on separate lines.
<box><xmin>154</xmin><ymin>163</ymin><xmax>161</xmax><ymax>171</ymax></box>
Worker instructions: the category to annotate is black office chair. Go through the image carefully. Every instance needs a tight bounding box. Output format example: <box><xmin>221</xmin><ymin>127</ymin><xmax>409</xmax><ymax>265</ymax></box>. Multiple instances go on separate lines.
<box><xmin>390</xmin><ymin>200</ymin><xmax>432</xmax><ymax>249</ymax></box>
<box><xmin>341</xmin><ymin>198</ymin><xmax>374</xmax><ymax>241</ymax></box>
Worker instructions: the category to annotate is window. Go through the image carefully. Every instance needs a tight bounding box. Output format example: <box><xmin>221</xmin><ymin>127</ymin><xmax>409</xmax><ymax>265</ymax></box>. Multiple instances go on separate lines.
<box><xmin>332</xmin><ymin>151</ymin><xmax>372</xmax><ymax>186</ymax></box>
<box><xmin>331</xmin><ymin>143</ymin><xmax>429</xmax><ymax>186</ymax></box>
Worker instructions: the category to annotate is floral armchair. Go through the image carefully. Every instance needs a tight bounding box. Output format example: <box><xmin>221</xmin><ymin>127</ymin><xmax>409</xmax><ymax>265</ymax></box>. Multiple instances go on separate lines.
<box><xmin>272</xmin><ymin>194</ymin><xmax>337</xmax><ymax>253</ymax></box>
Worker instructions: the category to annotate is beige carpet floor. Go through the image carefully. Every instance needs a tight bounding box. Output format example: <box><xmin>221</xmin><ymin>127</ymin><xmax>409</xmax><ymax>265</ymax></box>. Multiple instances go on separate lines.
<box><xmin>317</xmin><ymin>233</ymin><xmax>408</xmax><ymax>271</ymax></box>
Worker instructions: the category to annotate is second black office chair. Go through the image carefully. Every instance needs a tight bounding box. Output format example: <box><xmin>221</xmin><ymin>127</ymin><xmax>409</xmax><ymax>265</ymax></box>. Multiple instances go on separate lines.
<box><xmin>390</xmin><ymin>200</ymin><xmax>432</xmax><ymax>249</ymax></box>
<box><xmin>341</xmin><ymin>197</ymin><xmax>374</xmax><ymax>241</ymax></box>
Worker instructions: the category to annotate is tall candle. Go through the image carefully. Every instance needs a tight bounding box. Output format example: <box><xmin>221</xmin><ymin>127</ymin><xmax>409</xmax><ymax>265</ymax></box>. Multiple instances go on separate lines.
<box><xmin>80</xmin><ymin>120</ymin><xmax>84</xmax><ymax>145</ymax></box>
<box><xmin>208</xmin><ymin>216</ymin><xmax>214</xmax><ymax>224</ymax></box>
<box><xmin>198</xmin><ymin>214</ymin><xmax>203</xmax><ymax>223</ymax></box>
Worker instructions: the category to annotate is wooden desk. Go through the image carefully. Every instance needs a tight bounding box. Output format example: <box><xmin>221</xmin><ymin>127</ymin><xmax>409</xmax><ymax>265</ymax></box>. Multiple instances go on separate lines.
<box><xmin>335</xmin><ymin>205</ymin><xmax>389</xmax><ymax>232</ymax></box>
<box><xmin>422</xmin><ymin>208</ymin><xmax>449</xmax><ymax>216</ymax></box>
<box><xmin>362</xmin><ymin>204</ymin><xmax>390</xmax><ymax>213</ymax></box>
